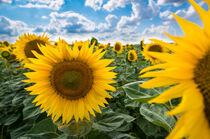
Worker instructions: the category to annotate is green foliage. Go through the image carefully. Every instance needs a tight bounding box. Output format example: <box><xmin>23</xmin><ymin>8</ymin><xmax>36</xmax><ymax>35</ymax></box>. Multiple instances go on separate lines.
<box><xmin>0</xmin><ymin>45</ymin><xmax>177</xmax><ymax>139</ymax></box>
<box><xmin>90</xmin><ymin>37</ymin><xmax>98</xmax><ymax>46</ymax></box>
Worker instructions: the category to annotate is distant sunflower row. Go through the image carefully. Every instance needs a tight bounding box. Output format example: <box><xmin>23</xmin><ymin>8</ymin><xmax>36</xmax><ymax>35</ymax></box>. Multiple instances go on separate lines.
<box><xmin>1</xmin><ymin>33</ymin><xmax>174</xmax><ymax>65</ymax></box>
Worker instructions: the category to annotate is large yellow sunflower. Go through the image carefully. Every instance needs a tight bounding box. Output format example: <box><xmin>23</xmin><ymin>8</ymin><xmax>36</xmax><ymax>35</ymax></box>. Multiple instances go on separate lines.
<box><xmin>14</xmin><ymin>33</ymin><xmax>51</xmax><ymax>64</ymax></box>
<box><xmin>139</xmin><ymin>0</ymin><xmax>210</xmax><ymax>138</ymax></box>
<box><xmin>113</xmin><ymin>41</ymin><xmax>123</xmax><ymax>54</ymax></box>
<box><xmin>23</xmin><ymin>41</ymin><xmax>116</xmax><ymax>124</ymax></box>
<box><xmin>141</xmin><ymin>42</ymin><xmax>168</xmax><ymax>64</ymax></box>
<box><xmin>127</xmin><ymin>50</ymin><xmax>138</xmax><ymax>62</ymax></box>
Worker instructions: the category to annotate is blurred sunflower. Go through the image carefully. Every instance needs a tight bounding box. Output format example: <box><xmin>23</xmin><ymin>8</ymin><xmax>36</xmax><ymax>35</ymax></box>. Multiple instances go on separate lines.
<box><xmin>141</xmin><ymin>42</ymin><xmax>168</xmax><ymax>64</ymax></box>
<box><xmin>127</xmin><ymin>50</ymin><xmax>138</xmax><ymax>62</ymax></box>
<box><xmin>149</xmin><ymin>39</ymin><xmax>175</xmax><ymax>52</ymax></box>
<box><xmin>14</xmin><ymin>33</ymin><xmax>51</xmax><ymax>64</ymax></box>
<box><xmin>23</xmin><ymin>40</ymin><xmax>116</xmax><ymax>124</ymax></box>
<box><xmin>128</xmin><ymin>44</ymin><xmax>136</xmax><ymax>50</ymax></box>
<box><xmin>125</xmin><ymin>43</ymin><xmax>129</xmax><ymax>49</ymax></box>
<box><xmin>139</xmin><ymin>0</ymin><xmax>210</xmax><ymax>138</ymax></box>
<box><xmin>107</xmin><ymin>43</ymin><xmax>111</xmax><ymax>48</ymax></box>
<box><xmin>113</xmin><ymin>41</ymin><xmax>123</xmax><ymax>54</ymax></box>
<box><xmin>74</xmin><ymin>40</ymin><xmax>86</xmax><ymax>50</ymax></box>
<box><xmin>98</xmin><ymin>44</ymin><xmax>106</xmax><ymax>50</ymax></box>
<box><xmin>0</xmin><ymin>46</ymin><xmax>11</xmax><ymax>60</ymax></box>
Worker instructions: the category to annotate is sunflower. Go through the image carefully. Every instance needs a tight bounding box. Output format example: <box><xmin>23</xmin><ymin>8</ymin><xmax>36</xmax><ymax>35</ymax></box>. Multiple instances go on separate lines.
<box><xmin>113</xmin><ymin>41</ymin><xmax>123</xmax><ymax>54</ymax></box>
<box><xmin>23</xmin><ymin>40</ymin><xmax>116</xmax><ymax>124</ymax></box>
<box><xmin>125</xmin><ymin>43</ymin><xmax>129</xmax><ymax>49</ymax></box>
<box><xmin>97</xmin><ymin>44</ymin><xmax>106</xmax><ymax>50</ymax></box>
<box><xmin>139</xmin><ymin>0</ymin><xmax>210</xmax><ymax>138</ymax></box>
<box><xmin>149</xmin><ymin>39</ymin><xmax>175</xmax><ymax>52</ymax></box>
<box><xmin>107</xmin><ymin>43</ymin><xmax>111</xmax><ymax>48</ymax></box>
<box><xmin>14</xmin><ymin>33</ymin><xmax>51</xmax><ymax>64</ymax></box>
<box><xmin>74</xmin><ymin>40</ymin><xmax>87</xmax><ymax>50</ymax></box>
<box><xmin>141</xmin><ymin>42</ymin><xmax>168</xmax><ymax>64</ymax></box>
<box><xmin>127</xmin><ymin>50</ymin><xmax>138</xmax><ymax>62</ymax></box>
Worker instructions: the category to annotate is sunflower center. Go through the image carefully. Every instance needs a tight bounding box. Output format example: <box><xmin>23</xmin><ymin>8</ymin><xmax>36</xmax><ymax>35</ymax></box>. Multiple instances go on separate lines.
<box><xmin>24</xmin><ymin>39</ymin><xmax>45</xmax><ymax>58</ymax></box>
<box><xmin>193</xmin><ymin>51</ymin><xmax>210</xmax><ymax>124</ymax></box>
<box><xmin>115</xmin><ymin>44</ymin><xmax>121</xmax><ymax>51</ymax></box>
<box><xmin>99</xmin><ymin>45</ymin><xmax>104</xmax><ymax>49</ymax></box>
<box><xmin>78</xmin><ymin>45</ymin><xmax>82</xmax><ymax>50</ymax></box>
<box><xmin>129</xmin><ymin>53</ymin><xmax>135</xmax><ymax>61</ymax></box>
<box><xmin>1</xmin><ymin>51</ymin><xmax>10</xmax><ymax>59</ymax></box>
<box><xmin>148</xmin><ymin>45</ymin><xmax>162</xmax><ymax>52</ymax></box>
<box><xmin>51</xmin><ymin>61</ymin><xmax>93</xmax><ymax>100</ymax></box>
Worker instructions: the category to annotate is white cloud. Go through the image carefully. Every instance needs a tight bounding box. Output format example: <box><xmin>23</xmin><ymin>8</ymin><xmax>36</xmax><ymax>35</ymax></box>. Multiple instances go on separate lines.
<box><xmin>19</xmin><ymin>0</ymin><xmax>64</xmax><ymax>10</ymax></box>
<box><xmin>0</xmin><ymin>16</ymin><xmax>29</xmax><ymax>36</ymax></box>
<box><xmin>96</xmin><ymin>14</ymin><xmax>118</xmax><ymax>32</ymax></box>
<box><xmin>34</xmin><ymin>11</ymin><xmax>96</xmax><ymax>34</ymax></box>
<box><xmin>117</xmin><ymin>0</ymin><xmax>159</xmax><ymax>33</ymax></box>
<box><xmin>160</xmin><ymin>1</ymin><xmax>206</xmax><ymax>25</ymax></box>
<box><xmin>159</xmin><ymin>10</ymin><xmax>171</xmax><ymax>18</ymax></box>
<box><xmin>0</xmin><ymin>0</ymin><xmax>12</xmax><ymax>3</ymax></box>
<box><xmin>41</xmin><ymin>16</ymin><xmax>48</xmax><ymax>19</ymax></box>
<box><xmin>157</xmin><ymin>0</ymin><xmax>187</xmax><ymax>7</ymax></box>
<box><xmin>85</xmin><ymin>0</ymin><xmax>103</xmax><ymax>11</ymax></box>
<box><xmin>0</xmin><ymin>16</ymin><xmax>33</xmax><ymax>42</ymax></box>
<box><xmin>103</xmin><ymin>0</ymin><xmax>130</xmax><ymax>12</ymax></box>
<box><xmin>142</xmin><ymin>24</ymin><xmax>177</xmax><ymax>42</ymax></box>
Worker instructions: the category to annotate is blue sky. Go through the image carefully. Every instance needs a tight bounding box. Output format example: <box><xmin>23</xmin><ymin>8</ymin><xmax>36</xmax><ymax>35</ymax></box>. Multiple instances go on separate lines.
<box><xmin>0</xmin><ymin>0</ymin><xmax>208</xmax><ymax>44</ymax></box>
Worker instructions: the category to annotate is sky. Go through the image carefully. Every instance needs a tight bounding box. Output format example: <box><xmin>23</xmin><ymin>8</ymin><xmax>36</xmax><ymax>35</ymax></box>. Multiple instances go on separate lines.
<box><xmin>0</xmin><ymin>0</ymin><xmax>208</xmax><ymax>44</ymax></box>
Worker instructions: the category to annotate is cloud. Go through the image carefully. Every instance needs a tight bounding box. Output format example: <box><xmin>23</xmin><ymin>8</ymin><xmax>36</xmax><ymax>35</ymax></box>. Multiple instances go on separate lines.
<box><xmin>0</xmin><ymin>16</ymin><xmax>29</xmax><ymax>36</ymax></box>
<box><xmin>103</xmin><ymin>0</ymin><xmax>130</xmax><ymax>12</ymax></box>
<box><xmin>85</xmin><ymin>0</ymin><xmax>103</xmax><ymax>11</ymax></box>
<box><xmin>0</xmin><ymin>0</ymin><xmax>12</xmax><ymax>3</ymax></box>
<box><xmin>34</xmin><ymin>11</ymin><xmax>96</xmax><ymax>34</ymax></box>
<box><xmin>117</xmin><ymin>0</ymin><xmax>159</xmax><ymax>33</ymax></box>
<box><xmin>142</xmin><ymin>24</ymin><xmax>177</xmax><ymax>42</ymax></box>
<box><xmin>96</xmin><ymin>14</ymin><xmax>118</xmax><ymax>32</ymax></box>
<box><xmin>18</xmin><ymin>0</ymin><xmax>64</xmax><ymax>10</ymax></box>
<box><xmin>41</xmin><ymin>16</ymin><xmax>48</xmax><ymax>19</ymax></box>
<box><xmin>160</xmin><ymin>1</ymin><xmax>206</xmax><ymax>25</ymax></box>
<box><xmin>157</xmin><ymin>0</ymin><xmax>187</xmax><ymax>7</ymax></box>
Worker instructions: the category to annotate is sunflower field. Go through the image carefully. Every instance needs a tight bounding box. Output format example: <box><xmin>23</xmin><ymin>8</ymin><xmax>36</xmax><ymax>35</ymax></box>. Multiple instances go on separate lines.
<box><xmin>0</xmin><ymin>0</ymin><xmax>210</xmax><ymax>139</ymax></box>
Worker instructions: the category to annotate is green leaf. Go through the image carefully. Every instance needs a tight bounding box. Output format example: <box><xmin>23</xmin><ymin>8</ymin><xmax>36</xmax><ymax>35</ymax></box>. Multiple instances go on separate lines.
<box><xmin>136</xmin><ymin>116</ymin><xmax>165</xmax><ymax>137</ymax></box>
<box><xmin>27</xmin><ymin>118</ymin><xmax>57</xmax><ymax>134</ymax></box>
<box><xmin>5</xmin><ymin>113</ymin><xmax>21</xmax><ymax>126</ymax></box>
<box><xmin>93</xmin><ymin>110</ymin><xmax>135</xmax><ymax>132</ymax></box>
<box><xmin>87</xmin><ymin>130</ymin><xmax>111</xmax><ymax>139</ymax></box>
<box><xmin>139</xmin><ymin>103</ymin><xmax>176</xmax><ymax>132</ymax></box>
<box><xmin>122</xmin><ymin>81</ymin><xmax>159</xmax><ymax>102</ymax></box>
<box><xmin>20</xmin><ymin>132</ymin><xmax>59</xmax><ymax>139</ymax></box>
<box><xmin>23</xmin><ymin>95</ymin><xmax>41</xmax><ymax>120</ymax></box>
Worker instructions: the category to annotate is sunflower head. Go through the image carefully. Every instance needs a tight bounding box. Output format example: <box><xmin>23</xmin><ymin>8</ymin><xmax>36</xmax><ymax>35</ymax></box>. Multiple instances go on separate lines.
<box><xmin>13</xmin><ymin>33</ymin><xmax>51</xmax><ymax>64</ymax></box>
<box><xmin>74</xmin><ymin>40</ymin><xmax>88</xmax><ymax>50</ymax></box>
<box><xmin>125</xmin><ymin>43</ymin><xmax>129</xmax><ymax>49</ymax></box>
<box><xmin>1</xmin><ymin>51</ymin><xmax>10</xmax><ymax>59</ymax></box>
<box><xmin>98</xmin><ymin>44</ymin><xmax>106</xmax><ymax>50</ymax></box>
<box><xmin>24</xmin><ymin>40</ymin><xmax>116</xmax><ymax>124</ymax></box>
<box><xmin>113</xmin><ymin>41</ymin><xmax>123</xmax><ymax>54</ymax></box>
<box><xmin>141</xmin><ymin>42</ymin><xmax>168</xmax><ymax>64</ymax></box>
<box><xmin>128</xmin><ymin>44</ymin><xmax>135</xmax><ymax>50</ymax></box>
<box><xmin>107</xmin><ymin>43</ymin><xmax>111</xmax><ymax>48</ymax></box>
<box><xmin>139</xmin><ymin>0</ymin><xmax>210</xmax><ymax>138</ymax></box>
<box><xmin>3</xmin><ymin>41</ymin><xmax>9</xmax><ymax>47</ymax></box>
<box><xmin>127</xmin><ymin>50</ymin><xmax>138</xmax><ymax>62</ymax></box>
